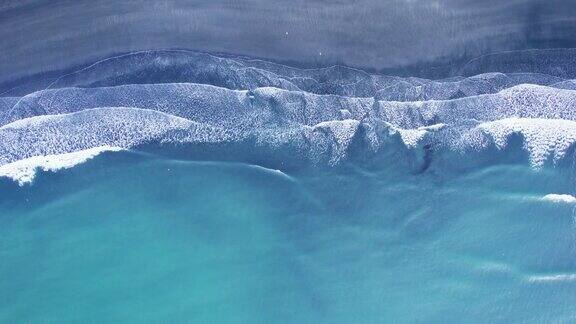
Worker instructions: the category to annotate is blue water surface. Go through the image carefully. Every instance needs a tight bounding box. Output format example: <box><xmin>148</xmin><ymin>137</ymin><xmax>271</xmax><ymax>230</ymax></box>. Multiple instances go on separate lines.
<box><xmin>1</xmin><ymin>151</ymin><xmax>575</xmax><ymax>323</ymax></box>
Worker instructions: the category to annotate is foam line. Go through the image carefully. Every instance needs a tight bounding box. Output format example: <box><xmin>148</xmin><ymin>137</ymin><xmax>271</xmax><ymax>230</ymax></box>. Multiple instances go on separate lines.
<box><xmin>0</xmin><ymin>146</ymin><xmax>124</xmax><ymax>185</ymax></box>
<box><xmin>541</xmin><ymin>194</ymin><xmax>576</xmax><ymax>204</ymax></box>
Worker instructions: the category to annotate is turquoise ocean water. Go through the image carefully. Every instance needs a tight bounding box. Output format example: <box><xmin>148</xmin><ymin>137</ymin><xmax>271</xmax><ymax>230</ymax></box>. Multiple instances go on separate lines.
<box><xmin>2</xmin><ymin>150</ymin><xmax>576</xmax><ymax>323</ymax></box>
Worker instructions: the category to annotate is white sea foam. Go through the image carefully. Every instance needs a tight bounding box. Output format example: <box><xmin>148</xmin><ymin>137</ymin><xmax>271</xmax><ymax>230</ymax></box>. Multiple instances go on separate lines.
<box><xmin>477</xmin><ymin>118</ymin><xmax>576</xmax><ymax>167</ymax></box>
<box><xmin>541</xmin><ymin>194</ymin><xmax>576</xmax><ymax>204</ymax></box>
<box><xmin>0</xmin><ymin>146</ymin><xmax>124</xmax><ymax>185</ymax></box>
<box><xmin>312</xmin><ymin>120</ymin><xmax>361</xmax><ymax>164</ymax></box>
<box><xmin>397</xmin><ymin>123</ymin><xmax>445</xmax><ymax>148</ymax></box>
<box><xmin>19</xmin><ymin>50</ymin><xmax>569</xmax><ymax>102</ymax></box>
<box><xmin>3</xmin><ymin>84</ymin><xmax>576</xmax><ymax>169</ymax></box>
<box><xmin>527</xmin><ymin>273</ymin><xmax>576</xmax><ymax>283</ymax></box>
<box><xmin>2</xmin><ymin>52</ymin><xmax>576</xmax><ymax>172</ymax></box>
<box><xmin>0</xmin><ymin>107</ymin><xmax>232</xmax><ymax>166</ymax></box>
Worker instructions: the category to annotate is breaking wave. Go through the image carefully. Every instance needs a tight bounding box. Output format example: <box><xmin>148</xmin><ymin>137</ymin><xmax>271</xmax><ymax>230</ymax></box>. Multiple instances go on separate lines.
<box><xmin>2</xmin><ymin>49</ymin><xmax>576</xmax><ymax>183</ymax></box>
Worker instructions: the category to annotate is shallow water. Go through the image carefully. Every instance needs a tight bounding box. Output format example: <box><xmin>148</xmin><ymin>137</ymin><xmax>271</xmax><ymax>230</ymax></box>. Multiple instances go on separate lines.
<box><xmin>2</xmin><ymin>152</ymin><xmax>575</xmax><ymax>323</ymax></box>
